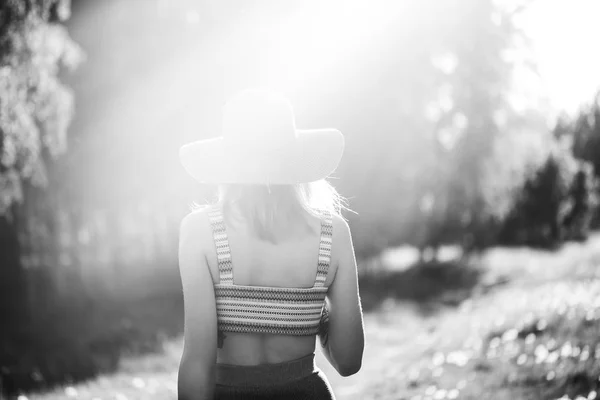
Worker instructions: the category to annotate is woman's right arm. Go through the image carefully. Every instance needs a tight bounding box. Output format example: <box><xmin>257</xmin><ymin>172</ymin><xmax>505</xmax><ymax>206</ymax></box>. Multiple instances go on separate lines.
<box><xmin>177</xmin><ymin>211</ymin><xmax>218</xmax><ymax>400</ymax></box>
<box><xmin>321</xmin><ymin>216</ymin><xmax>364</xmax><ymax>377</ymax></box>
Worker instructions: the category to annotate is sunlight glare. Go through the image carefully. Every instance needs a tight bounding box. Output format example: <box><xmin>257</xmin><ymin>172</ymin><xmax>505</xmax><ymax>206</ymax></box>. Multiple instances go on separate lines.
<box><xmin>266</xmin><ymin>0</ymin><xmax>404</xmax><ymax>91</ymax></box>
<box><xmin>515</xmin><ymin>0</ymin><xmax>600</xmax><ymax>115</ymax></box>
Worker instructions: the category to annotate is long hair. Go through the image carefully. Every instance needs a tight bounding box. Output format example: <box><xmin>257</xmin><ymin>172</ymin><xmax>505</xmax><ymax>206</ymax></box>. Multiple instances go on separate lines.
<box><xmin>215</xmin><ymin>179</ymin><xmax>347</xmax><ymax>242</ymax></box>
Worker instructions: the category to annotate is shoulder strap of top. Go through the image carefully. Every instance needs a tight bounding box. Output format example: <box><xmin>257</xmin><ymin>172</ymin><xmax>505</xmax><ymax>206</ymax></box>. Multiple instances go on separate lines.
<box><xmin>314</xmin><ymin>209</ymin><xmax>333</xmax><ymax>288</ymax></box>
<box><xmin>207</xmin><ymin>204</ymin><xmax>234</xmax><ymax>285</ymax></box>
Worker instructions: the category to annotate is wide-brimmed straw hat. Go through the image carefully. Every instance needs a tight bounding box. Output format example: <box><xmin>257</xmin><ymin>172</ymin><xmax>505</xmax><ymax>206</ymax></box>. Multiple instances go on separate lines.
<box><xmin>179</xmin><ymin>89</ymin><xmax>345</xmax><ymax>184</ymax></box>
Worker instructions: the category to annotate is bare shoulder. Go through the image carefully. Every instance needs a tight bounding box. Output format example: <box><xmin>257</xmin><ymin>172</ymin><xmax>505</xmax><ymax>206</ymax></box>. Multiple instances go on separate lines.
<box><xmin>330</xmin><ymin>213</ymin><xmax>355</xmax><ymax>272</ymax></box>
<box><xmin>181</xmin><ymin>206</ymin><xmax>209</xmax><ymax>229</ymax></box>
<box><xmin>179</xmin><ymin>206</ymin><xmax>214</xmax><ymax>255</ymax></box>
<box><xmin>331</xmin><ymin>213</ymin><xmax>352</xmax><ymax>248</ymax></box>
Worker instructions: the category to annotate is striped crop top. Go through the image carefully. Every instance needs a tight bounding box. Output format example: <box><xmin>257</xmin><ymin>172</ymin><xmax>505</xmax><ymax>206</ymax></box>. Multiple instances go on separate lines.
<box><xmin>208</xmin><ymin>204</ymin><xmax>333</xmax><ymax>336</ymax></box>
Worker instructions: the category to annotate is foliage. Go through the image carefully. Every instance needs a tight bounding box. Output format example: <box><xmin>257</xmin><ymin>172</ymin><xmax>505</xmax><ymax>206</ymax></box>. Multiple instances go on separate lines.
<box><xmin>0</xmin><ymin>0</ymin><xmax>82</xmax><ymax>216</ymax></box>
<box><xmin>359</xmin><ymin>260</ymin><xmax>482</xmax><ymax>312</ymax></box>
<box><xmin>497</xmin><ymin>138</ymin><xmax>589</xmax><ymax>248</ymax></box>
<box><xmin>555</xmin><ymin>92</ymin><xmax>600</xmax><ymax>230</ymax></box>
<box><xmin>337</xmin><ymin>0</ymin><xmax>542</xmax><ymax>258</ymax></box>
<box><xmin>1</xmin><ymin>293</ymin><xmax>183</xmax><ymax>396</ymax></box>
<box><xmin>503</xmin><ymin>157</ymin><xmax>567</xmax><ymax>247</ymax></box>
<box><xmin>569</xmin><ymin>92</ymin><xmax>600</xmax><ymax>177</ymax></box>
<box><xmin>562</xmin><ymin>162</ymin><xmax>599</xmax><ymax>240</ymax></box>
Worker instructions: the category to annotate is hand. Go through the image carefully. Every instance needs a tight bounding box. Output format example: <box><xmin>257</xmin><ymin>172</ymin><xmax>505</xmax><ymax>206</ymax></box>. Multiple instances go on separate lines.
<box><xmin>217</xmin><ymin>329</ymin><xmax>227</xmax><ymax>349</ymax></box>
<box><xmin>318</xmin><ymin>303</ymin><xmax>330</xmax><ymax>347</ymax></box>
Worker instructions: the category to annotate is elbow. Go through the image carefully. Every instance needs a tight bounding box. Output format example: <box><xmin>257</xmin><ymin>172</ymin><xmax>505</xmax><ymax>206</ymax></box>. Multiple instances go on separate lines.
<box><xmin>330</xmin><ymin>336</ymin><xmax>364</xmax><ymax>377</ymax></box>
<box><xmin>178</xmin><ymin>352</ymin><xmax>215</xmax><ymax>398</ymax></box>
<box><xmin>338</xmin><ymin>361</ymin><xmax>362</xmax><ymax>377</ymax></box>
<box><xmin>337</xmin><ymin>345</ymin><xmax>364</xmax><ymax>377</ymax></box>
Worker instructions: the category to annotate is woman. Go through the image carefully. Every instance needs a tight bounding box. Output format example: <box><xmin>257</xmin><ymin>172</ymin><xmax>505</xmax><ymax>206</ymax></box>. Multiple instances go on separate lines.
<box><xmin>177</xmin><ymin>89</ymin><xmax>364</xmax><ymax>399</ymax></box>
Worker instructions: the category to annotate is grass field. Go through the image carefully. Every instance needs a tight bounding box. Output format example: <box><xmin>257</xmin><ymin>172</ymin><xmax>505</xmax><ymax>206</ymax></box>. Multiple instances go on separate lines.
<box><xmin>18</xmin><ymin>235</ymin><xmax>600</xmax><ymax>400</ymax></box>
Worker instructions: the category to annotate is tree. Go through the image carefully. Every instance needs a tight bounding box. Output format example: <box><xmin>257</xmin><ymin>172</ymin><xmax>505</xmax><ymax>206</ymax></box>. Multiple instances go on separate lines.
<box><xmin>498</xmin><ymin>144</ymin><xmax>579</xmax><ymax>247</ymax></box>
<box><xmin>570</xmin><ymin>92</ymin><xmax>600</xmax><ymax>177</ymax></box>
<box><xmin>331</xmin><ymin>0</ymin><xmax>540</xmax><ymax>259</ymax></box>
<box><xmin>0</xmin><ymin>0</ymin><xmax>81</xmax><ymax>336</ymax></box>
<box><xmin>552</xmin><ymin>91</ymin><xmax>600</xmax><ymax>229</ymax></box>
<box><xmin>0</xmin><ymin>0</ymin><xmax>82</xmax><ymax>216</ymax></box>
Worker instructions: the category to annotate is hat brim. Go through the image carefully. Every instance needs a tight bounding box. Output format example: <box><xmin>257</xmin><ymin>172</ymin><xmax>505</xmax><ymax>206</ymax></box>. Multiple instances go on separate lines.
<box><xmin>179</xmin><ymin>129</ymin><xmax>344</xmax><ymax>184</ymax></box>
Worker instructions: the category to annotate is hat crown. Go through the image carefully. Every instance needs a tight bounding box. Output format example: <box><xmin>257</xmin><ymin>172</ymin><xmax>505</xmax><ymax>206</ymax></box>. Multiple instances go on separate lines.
<box><xmin>180</xmin><ymin>88</ymin><xmax>344</xmax><ymax>184</ymax></box>
<box><xmin>222</xmin><ymin>89</ymin><xmax>297</xmax><ymax>143</ymax></box>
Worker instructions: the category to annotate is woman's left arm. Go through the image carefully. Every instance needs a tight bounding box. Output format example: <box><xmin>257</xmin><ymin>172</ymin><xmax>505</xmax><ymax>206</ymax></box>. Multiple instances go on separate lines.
<box><xmin>177</xmin><ymin>212</ymin><xmax>218</xmax><ymax>400</ymax></box>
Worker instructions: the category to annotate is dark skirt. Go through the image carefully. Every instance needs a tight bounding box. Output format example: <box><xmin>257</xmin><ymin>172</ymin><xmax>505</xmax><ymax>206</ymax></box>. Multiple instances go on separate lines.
<box><xmin>214</xmin><ymin>353</ymin><xmax>336</xmax><ymax>400</ymax></box>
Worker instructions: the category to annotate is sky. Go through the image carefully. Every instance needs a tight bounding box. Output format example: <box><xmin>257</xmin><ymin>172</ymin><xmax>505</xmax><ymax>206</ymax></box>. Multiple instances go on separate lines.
<box><xmin>517</xmin><ymin>0</ymin><xmax>600</xmax><ymax>116</ymax></box>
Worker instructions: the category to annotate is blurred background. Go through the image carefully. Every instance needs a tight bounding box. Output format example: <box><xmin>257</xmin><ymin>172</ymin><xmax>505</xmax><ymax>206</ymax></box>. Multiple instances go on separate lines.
<box><xmin>2</xmin><ymin>0</ymin><xmax>600</xmax><ymax>399</ymax></box>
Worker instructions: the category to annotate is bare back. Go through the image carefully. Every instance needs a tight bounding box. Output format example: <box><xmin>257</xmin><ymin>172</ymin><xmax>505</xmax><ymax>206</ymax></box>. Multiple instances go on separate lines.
<box><xmin>202</xmin><ymin>210</ymin><xmax>339</xmax><ymax>365</ymax></box>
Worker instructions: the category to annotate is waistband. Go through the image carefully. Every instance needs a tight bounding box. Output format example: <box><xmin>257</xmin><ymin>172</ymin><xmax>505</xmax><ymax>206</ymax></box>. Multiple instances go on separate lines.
<box><xmin>216</xmin><ymin>353</ymin><xmax>317</xmax><ymax>387</ymax></box>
